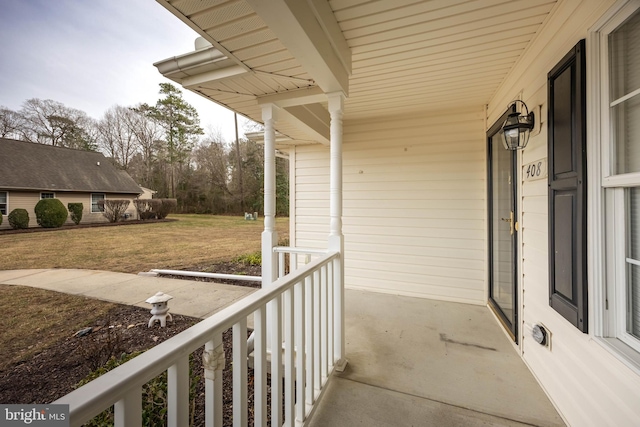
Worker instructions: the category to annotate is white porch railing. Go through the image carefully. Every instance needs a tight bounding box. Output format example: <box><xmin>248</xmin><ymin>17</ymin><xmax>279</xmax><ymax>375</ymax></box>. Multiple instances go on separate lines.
<box><xmin>54</xmin><ymin>250</ymin><xmax>342</xmax><ymax>427</ymax></box>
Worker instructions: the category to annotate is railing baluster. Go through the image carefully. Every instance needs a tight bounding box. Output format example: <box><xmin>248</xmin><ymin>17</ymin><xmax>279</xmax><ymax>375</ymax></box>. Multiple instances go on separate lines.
<box><xmin>284</xmin><ymin>287</ymin><xmax>295</xmax><ymax>427</ymax></box>
<box><xmin>328</xmin><ymin>260</ymin><xmax>334</xmax><ymax>369</ymax></box>
<box><xmin>295</xmin><ymin>280</ymin><xmax>306</xmax><ymax>422</ymax></box>
<box><xmin>279</xmin><ymin>252</ymin><xmax>285</xmax><ymax>278</ymax></box>
<box><xmin>168</xmin><ymin>355</ymin><xmax>189</xmax><ymax>427</ymax></box>
<box><xmin>305</xmin><ymin>273</ymin><xmax>315</xmax><ymax>408</ymax></box>
<box><xmin>313</xmin><ymin>268</ymin><xmax>321</xmax><ymax>397</ymax></box>
<box><xmin>204</xmin><ymin>334</ymin><xmax>223</xmax><ymax>427</ymax></box>
<box><xmin>233</xmin><ymin>319</ymin><xmax>248</xmax><ymax>427</ymax></box>
<box><xmin>333</xmin><ymin>255</ymin><xmax>345</xmax><ymax>368</ymax></box>
<box><xmin>269</xmin><ymin>295</ymin><xmax>282</xmax><ymax>427</ymax></box>
<box><xmin>254</xmin><ymin>305</ymin><xmax>267</xmax><ymax>427</ymax></box>
<box><xmin>320</xmin><ymin>264</ymin><xmax>328</xmax><ymax>381</ymax></box>
<box><xmin>114</xmin><ymin>387</ymin><xmax>141</xmax><ymax>427</ymax></box>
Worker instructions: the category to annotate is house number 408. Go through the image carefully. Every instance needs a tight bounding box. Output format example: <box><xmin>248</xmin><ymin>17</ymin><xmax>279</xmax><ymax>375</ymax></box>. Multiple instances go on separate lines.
<box><xmin>524</xmin><ymin>158</ymin><xmax>547</xmax><ymax>182</ymax></box>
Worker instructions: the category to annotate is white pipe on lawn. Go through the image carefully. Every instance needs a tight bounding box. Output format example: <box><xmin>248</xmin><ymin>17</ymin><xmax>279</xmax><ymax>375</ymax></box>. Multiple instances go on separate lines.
<box><xmin>150</xmin><ymin>269</ymin><xmax>261</xmax><ymax>283</ymax></box>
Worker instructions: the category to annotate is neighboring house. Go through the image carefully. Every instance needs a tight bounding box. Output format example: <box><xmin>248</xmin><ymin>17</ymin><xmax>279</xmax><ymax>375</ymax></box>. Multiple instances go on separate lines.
<box><xmin>0</xmin><ymin>138</ymin><xmax>142</xmax><ymax>228</ymax></box>
<box><xmin>139</xmin><ymin>186</ymin><xmax>157</xmax><ymax>200</ymax></box>
<box><xmin>152</xmin><ymin>1</ymin><xmax>640</xmax><ymax>425</ymax></box>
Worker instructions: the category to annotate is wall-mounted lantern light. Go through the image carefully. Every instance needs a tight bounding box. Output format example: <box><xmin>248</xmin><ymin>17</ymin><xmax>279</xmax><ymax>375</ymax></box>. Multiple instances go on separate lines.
<box><xmin>502</xmin><ymin>100</ymin><xmax>535</xmax><ymax>150</ymax></box>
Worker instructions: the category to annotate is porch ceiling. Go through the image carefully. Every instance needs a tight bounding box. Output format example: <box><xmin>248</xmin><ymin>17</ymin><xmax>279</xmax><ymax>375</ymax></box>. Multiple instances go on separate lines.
<box><xmin>156</xmin><ymin>0</ymin><xmax>558</xmax><ymax>144</ymax></box>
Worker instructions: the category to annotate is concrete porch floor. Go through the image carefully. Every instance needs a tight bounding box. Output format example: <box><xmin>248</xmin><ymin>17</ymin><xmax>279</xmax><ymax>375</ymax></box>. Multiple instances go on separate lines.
<box><xmin>309</xmin><ymin>290</ymin><xmax>565</xmax><ymax>427</ymax></box>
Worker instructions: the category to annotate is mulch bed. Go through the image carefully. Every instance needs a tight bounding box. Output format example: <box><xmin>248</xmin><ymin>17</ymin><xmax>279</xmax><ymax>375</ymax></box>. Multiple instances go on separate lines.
<box><xmin>0</xmin><ymin>265</ymin><xmax>282</xmax><ymax>426</ymax></box>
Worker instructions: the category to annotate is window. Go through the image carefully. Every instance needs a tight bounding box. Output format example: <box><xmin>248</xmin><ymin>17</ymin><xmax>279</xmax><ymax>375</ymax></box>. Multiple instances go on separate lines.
<box><xmin>91</xmin><ymin>193</ymin><xmax>105</xmax><ymax>213</ymax></box>
<box><xmin>40</xmin><ymin>192</ymin><xmax>55</xmax><ymax>199</ymax></box>
<box><xmin>0</xmin><ymin>192</ymin><xmax>7</xmax><ymax>215</ymax></box>
<box><xmin>595</xmin><ymin>3</ymin><xmax>640</xmax><ymax>356</ymax></box>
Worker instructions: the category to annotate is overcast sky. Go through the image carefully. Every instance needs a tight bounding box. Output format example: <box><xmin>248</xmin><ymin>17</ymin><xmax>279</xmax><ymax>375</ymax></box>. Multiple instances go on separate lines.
<box><xmin>0</xmin><ymin>0</ymin><xmax>244</xmax><ymax>142</ymax></box>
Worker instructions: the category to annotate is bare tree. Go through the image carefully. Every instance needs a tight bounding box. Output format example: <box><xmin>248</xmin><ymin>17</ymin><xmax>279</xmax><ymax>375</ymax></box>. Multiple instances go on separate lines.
<box><xmin>96</xmin><ymin>105</ymin><xmax>138</xmax><ymax>169</ymax></box>
<box><xmin>0</xmin><ymin>106</ymin><xmax>23</xmax><ymax>139</ymax></box>
<box><xmin>19</xmin><ymin>98</ymin><xmax>96</xmax><ymax>150</ymax></box>
<box><xmin>128</xmin><ymin>104</ymin><xmax>163</xmax><ymax>187</ymax></box>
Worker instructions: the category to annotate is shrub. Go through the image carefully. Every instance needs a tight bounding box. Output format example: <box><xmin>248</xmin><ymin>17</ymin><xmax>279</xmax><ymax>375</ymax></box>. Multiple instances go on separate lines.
<box><xmin>133</xmin><ymin>199</ymin><xmax>157</xmax><ymax>220</ymax></box>
<box><xmin>34</xmin><ymin>198</ymin><xmax>67</xmax><ymax>228</ymax></box>
<box><xmin>157</xmin><ymin>198</ymin><xmax>177</xmax><ymax>219</ymax></box>
<box><xmin>78</xmin><ymin>352</ymin><xmax>199</xmax><ymax>427</ymax></box>
<box><xmin>97</xmin><ymin>199</ymin><xmax>130</xmax><ymax>223</ymax></box>
<box><xmin>235</xmin><ymin>251</ymin><xmax>262</xmax><ymax>266</ymax></box>
<box><xmin>67</xmin><ymin>203</ymin><xmax>83</xmax><ymax>225</ymax></box>
<box><xmin>8</xmin><ymin>208</ymin><xmax>29</xmax><ymax>229</ymax></box>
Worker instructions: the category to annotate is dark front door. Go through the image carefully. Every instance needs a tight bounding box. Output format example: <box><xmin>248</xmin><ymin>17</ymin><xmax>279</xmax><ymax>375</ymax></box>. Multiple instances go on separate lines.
<box><xmin>488</xmin><ymin>109</ymin><xmax>518</xmax><ymax>342</ymax></box>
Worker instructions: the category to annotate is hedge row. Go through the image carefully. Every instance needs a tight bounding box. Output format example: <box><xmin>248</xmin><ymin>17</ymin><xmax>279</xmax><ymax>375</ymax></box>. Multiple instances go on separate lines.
<box><xmin>2</xmin><ymin>198</ymin><xmax>177</xmax><ymax>230</ymax></box>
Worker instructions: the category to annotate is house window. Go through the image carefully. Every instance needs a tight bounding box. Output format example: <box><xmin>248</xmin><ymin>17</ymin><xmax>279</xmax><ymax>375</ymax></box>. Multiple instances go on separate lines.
<box><xmin>596</xmin><ymin>3</ymin><xmax>640</xmax><ymax>356</ymax></box>
<box><xmin>91</xmin><ymin>193</ymin><xmax>105</xmax><ymax>213</ymax></box>
<box><xmin>40</xmin><ymin>192</ymin><xmax>55</xmax><ymax>199</ymax></box>
<box><xmin>0</xmin><ymin>192</ymin><xmax>7</xmax><ymax>215</ymax></box>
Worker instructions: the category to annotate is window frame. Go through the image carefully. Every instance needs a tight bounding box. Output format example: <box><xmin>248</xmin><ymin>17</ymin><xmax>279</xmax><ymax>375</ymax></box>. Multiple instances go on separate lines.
<box><xmin>40</xmin><ymin>192</ymin><xmax>55</xmax><ymax>200</ymax></box>
<box><xmin>91</xmin><ymin>193</ymin><xmax>105</xmax><ymax>213</ymax></box>
<box><xmin>0</xmin><ymin>191</ymin><xmax>7</xmax><ymax>215</ymax></box>
<box><xmin>588</xmin><ymin>0</ymin><xmax>640</xmax><ymax>368</ymax></box>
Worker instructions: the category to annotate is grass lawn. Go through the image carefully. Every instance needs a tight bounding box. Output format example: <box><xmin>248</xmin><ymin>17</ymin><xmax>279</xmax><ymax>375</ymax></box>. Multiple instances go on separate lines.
<box><xmin>0</xmin><ymin>214</ymin><xmax>289</xmax><ymax>274</ymax></box>
<box><xmin>0</xmin><ymin>285</ymin><xmax>118</xmax><ymax>372</ymax></box>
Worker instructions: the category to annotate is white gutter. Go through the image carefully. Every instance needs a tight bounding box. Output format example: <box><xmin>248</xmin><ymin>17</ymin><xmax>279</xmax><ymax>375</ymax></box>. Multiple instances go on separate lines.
<box><xmin>153</xmin><ymin>45</ymin><xmax>247</xmax><ymax>84</ymax></box>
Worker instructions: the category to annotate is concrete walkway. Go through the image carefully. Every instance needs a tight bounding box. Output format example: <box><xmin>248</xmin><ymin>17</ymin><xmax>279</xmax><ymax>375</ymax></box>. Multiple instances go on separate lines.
<box><xmin>0</xmin><ymin>269</ymin><xmax>256</xmax><ymax>319</ymax></box>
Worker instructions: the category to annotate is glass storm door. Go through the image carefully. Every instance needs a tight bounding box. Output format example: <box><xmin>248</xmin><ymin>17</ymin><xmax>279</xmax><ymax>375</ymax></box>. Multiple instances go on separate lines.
<box><xmin>488</xmin><ymin>116</ymin><xmax>518</xmax><ymax>342</ymax></box>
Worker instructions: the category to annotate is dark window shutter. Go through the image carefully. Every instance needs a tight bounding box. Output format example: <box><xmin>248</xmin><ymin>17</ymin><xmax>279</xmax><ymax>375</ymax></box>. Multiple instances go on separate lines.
<box><xmin>548</xmin><ymin>39</ymin><xmax>588</xmax><ymax>332</ymax></box>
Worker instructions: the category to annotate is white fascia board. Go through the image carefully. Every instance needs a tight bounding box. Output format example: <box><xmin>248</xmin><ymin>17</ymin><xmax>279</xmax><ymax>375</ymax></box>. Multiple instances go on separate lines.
<box><xmin>257</xmin><ymin>87</ymin><xmax>326</xmax><ymax>108</ymax></box>
<box><xmin>245</xmin><ymin>0</ymin><xmax>350</xmax><ymax>95</ymax></box>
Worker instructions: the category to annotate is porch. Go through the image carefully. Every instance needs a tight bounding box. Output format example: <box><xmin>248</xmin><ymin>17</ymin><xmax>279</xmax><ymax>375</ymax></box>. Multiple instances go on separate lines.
<box><xmin>310</xmin><ymin>289</ymin><xmax>564</xmax><ymax>427</ymax></box>
<box><xmin>50</xmin><ymin>251</ymin><xmax>564</xmax><ymax>426</ymax></box>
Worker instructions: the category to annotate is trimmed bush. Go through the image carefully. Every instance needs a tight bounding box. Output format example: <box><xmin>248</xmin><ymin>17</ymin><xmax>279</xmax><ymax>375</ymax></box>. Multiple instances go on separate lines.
<box><xmin>133</xmin><ymin>199</ymin><xmax>157</xmax><ymax>220</ymax></box>
<box><xmin>8</xmin><ymin>208</ymin><xmax>29</xmax><ymax>229</ymax></box>
<box><xmin>133</xmin><ymin>199</ymin><xmax>175</xmax><ymax>220</ymax></box>
<box><xmin>157</xmin><ymin>198</ymin><xmax>177</xmax><ymax>219</ymax></box>
<box><xmin>97</xmin><ymin>199</ymin><xmax>130</xmax><ymax>223</ymax></box>
<box><xmin>34</xmin><ymin>198</ymin><xmax>68</xmax><ymax>228</ymax></box>
<box><xmin>67</xmin><ymin>203</ymin><xmax>83</xmax><ymax>225</ymax></box>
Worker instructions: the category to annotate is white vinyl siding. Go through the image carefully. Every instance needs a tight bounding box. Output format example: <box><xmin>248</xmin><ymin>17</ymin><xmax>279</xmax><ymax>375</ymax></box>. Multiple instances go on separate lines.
<box><xmin>486</xmin><ymin>1</ymin><xmax>640</xmax><ymax>426</ymax></box>
<box><xmin>294</xmin><ymin>108</ymin><xmax>486</xmax><ymax>304</ymax></box>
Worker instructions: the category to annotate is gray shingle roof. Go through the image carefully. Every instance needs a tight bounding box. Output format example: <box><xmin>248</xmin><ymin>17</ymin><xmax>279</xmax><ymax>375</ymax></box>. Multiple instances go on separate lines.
<box><xmin>0</xmin><ymin>138</ymin><xmax>142</xmax><ymax>194</ymax></box>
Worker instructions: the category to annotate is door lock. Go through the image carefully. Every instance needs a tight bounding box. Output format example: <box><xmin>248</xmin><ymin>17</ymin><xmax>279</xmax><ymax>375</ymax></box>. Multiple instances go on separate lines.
<box><xmin>500</xmin><ymin>212</ymin><xmax>515</xmax><ymax>235</ymax></box>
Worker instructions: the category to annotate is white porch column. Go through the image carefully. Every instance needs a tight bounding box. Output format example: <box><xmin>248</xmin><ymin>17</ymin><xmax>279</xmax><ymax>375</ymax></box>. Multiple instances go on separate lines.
<box><xmin>262</xmin><ymin>103</ymin><xmax>279</xmax><ymax>288</ymax></box>
<box><xmin>328</xmin><ymin>92</ymin><xmax>347</xmax><ymax>371</ymax></box>
<box><xmin>262</xmin><ymin>104</ymin><xmax>279</xmax><ymax>359</ymax></box>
